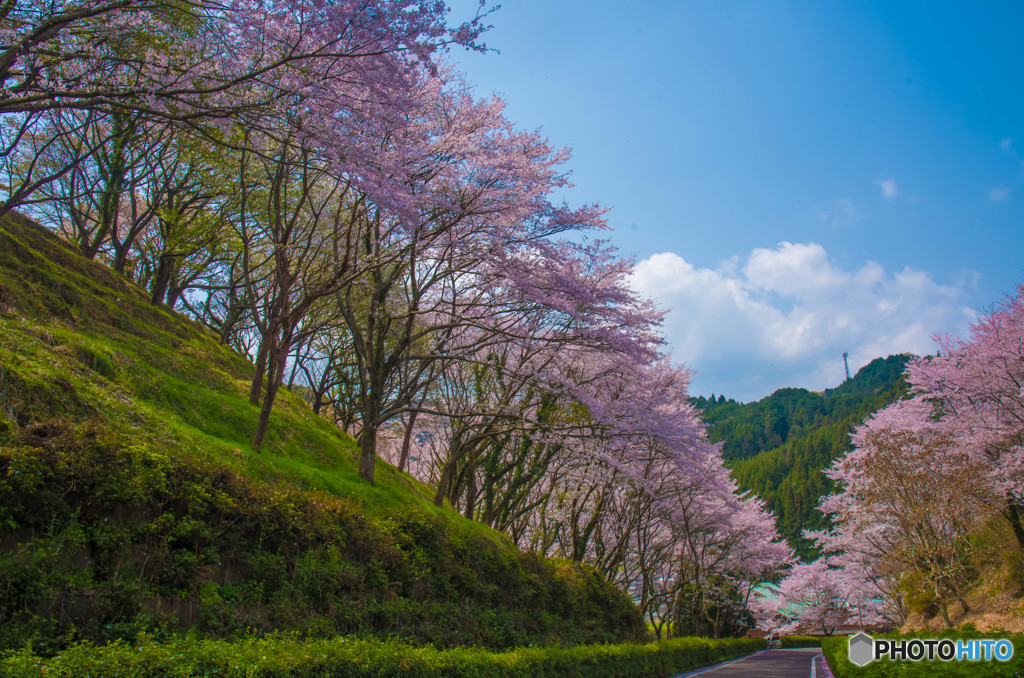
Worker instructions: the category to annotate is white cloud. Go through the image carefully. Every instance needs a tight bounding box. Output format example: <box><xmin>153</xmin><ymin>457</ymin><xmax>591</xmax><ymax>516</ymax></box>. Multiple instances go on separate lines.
<box><xmin>989</xmin><ymin>185</ymin><xmax>1011</xmax><ymax>200</ymax></box>
<box><xmin>630</xmin><ymin>244</ymin><xmax>975</xmax><ymax>402</ymax></box>
<box><xmin>744</xmin><ymin>242</ymin><xmax>845</xmax><ymax>297</ymax></box>
<box><xmin>878</xmin><ymin>178</ymin><xmax>898</xmax><ymax>199</ymax></box>
<box><xmin>1001</xmin><ymin>138</ymin><xmax>1013</xmax><ymax>153</ymax></box>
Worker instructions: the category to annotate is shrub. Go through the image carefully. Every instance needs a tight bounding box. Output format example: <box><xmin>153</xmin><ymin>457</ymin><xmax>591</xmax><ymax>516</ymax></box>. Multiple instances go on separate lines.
<box><xmin>823</xmin><ymin>627</ymin><xmax>1024</xmax><ymax>677</ymax></box>
<box><xmin>0</xmin><ymin>634</ymin><xmax>766</xmax><ymax>678</ymax></box>
<box><xmin>779</xmin><ymin>635</ymin><xmax>821</xmax><ymax>648</ymax></box>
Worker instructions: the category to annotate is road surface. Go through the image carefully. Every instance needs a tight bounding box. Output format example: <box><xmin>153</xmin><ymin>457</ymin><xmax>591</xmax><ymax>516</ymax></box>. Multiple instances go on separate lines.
<box><xmin>674</xmin><ymin>648</ymin><xmax>826</xmax><ymax>677</ymax></box>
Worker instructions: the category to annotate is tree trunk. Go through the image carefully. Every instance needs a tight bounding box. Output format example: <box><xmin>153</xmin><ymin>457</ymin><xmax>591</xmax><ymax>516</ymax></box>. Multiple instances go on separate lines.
<box><xmin>358</xmin><ymin>426</ymin><xmax>377</xmax><ymax>484</ymax></box>
<box><xmin>939</xmin><ymin>602</ymin><xmax>952</xmax><ymax>629</ymax></box>
<box><xmin>287</xmin><ymin>354</ymin><xmax>301</xmax><ymax>388</ymax></box>
<box><xmin>219</xmin><ymin>302</ymin><xmax>242</xmax><ymax>346</ymax></box>
<box><xmin>287</xmin><ymin>336</ymin><xmax>307</xmax><ymax>389</ymax></box>
<box><xmin>252</xmin><ymin>346</ymin><xmax>288</xmax><ymax>451</ymax></box>
<box><xmin>112</xmin><ymin>242</ymin><xmax>131</xmax><ymax>274</ymax></box>
<box><xmin>150</xmin><ymin>254</ymin><xmax>174</xmax><ymax>305</ymax></box>
<box><xmin>82</xmin><ymin>224</ymin><xmax>111</xmax><ymax>260</ymax></box>
<box><xmin>252</xmin><ymin>378</ymin><xmax>278</xmax><ymax>451</ymax></box>
<box><xmin>166</xmin><ymin>281</ymin><xmax>184</xmax><ymax>309</ymax></box>
<box><xmin>85</xmin><ymin>113</ymin><xmax>130</xmax><ymax>260</ymax></box>
<box><xmin>936</xmin><ymin>583</ymin><xmax>952</xmax><ymax>629</ymax></box>
<box><xmin>397</xmin><ymin>410</ymin><xmax>418</xmax><ymax>473</ymax></box>
<box><xmin>704</xmin><ymin>606</ymin><xmax>721</xmax><ymax>639</ymax></box>
<box><xmin>218</xmin><ymin>270</ymin><xmax>244</xmax><ymax>346</ymax></box>
<box><xmin>463</xmin><ymin>470</ymin><xmax>477</xmax><ymax>520</ymax></box>
<box><xmin>1006</xmin><ymin>501</ymin><xmax>1024</xmax><ymax>548</ymax></box>
<box><xmin>434</xmin><ymin>457</ymin><xmax>457</xmax><ymax>507</ymax></box>
<box><xmin>357</xmin><ymin>385</ymin><xmax>383</xmax><ymax>483</ymax></box>
<box><xmin>249</xmin><ymin>340</ymin><xmax>269</xmax><ymax>405</ymax></box>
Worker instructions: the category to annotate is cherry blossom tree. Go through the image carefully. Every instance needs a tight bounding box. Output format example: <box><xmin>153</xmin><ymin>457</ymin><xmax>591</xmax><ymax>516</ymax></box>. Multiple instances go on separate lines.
<box><xmin>805</xmin><ymin>523</ymin><xmax>909</xmax><ymax>627</ymax></box>
<box><xmin>814</xmin><ymin>397</ymin><xmax>1002</xmax><ymax>627</ymax></box>
<box><xmin>904</xmin><ymin>287</ymin><xmax>1024</xmax><ymax>546</ymax></box>
<box><xmin>231</xmin><ymin>132</ymin><xmax>379</xmax><ymax>451</ymax></box>
<box><xmin>0</xmin><ymin>0</ymin><xmax>491</xmax><ymax>212</ymax></box>
<box><xmin>0</xmin><ymin>0</ymin><xmax>490</xmax><ymax>115</ymax></box>
<box><xmin>806</xmin><ymin>287</ymin><xmax>1024</xmax><ymax>631</ymax></box>
<box><xmin>384</xmin><ymin>296</ymin><xmax>791</xmax><ymax>638</ymax></box>
<box><xmin>774</xmin><ymin>560</ymin><xmax>848</xmax><ymax>636</ymax></box>
<box><xmin>314</xmin><ymin>72</ymin><xmax>635</xmax><ymax>484</ymax></box>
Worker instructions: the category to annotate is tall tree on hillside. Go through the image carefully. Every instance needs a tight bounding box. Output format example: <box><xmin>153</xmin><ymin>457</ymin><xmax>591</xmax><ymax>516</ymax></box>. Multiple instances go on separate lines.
<box><xmin>24</xmin><ymin>107</ymin><xmax>230</xmax><ymax>291</ymax></box>
<box><xmin>323</xmin><ymin>75</ymin><xmax>627</xmax><ymax>484</ymax></box>
<box><xmin>234</xmin><ymin>134</ymin><xmax>379</xmax><ymax>451</ymax></box>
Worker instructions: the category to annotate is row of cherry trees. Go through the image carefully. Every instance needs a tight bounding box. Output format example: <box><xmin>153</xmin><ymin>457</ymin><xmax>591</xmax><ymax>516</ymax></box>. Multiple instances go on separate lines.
<box><xmin>1</xmin><ymin>0</ymin><xmax>792</xmax><ymax>637</ymax></box>
<box><xmin>760</xmin><ymin>288</ymin><xmax>1024</xmax><ymax>633</ymax></box>
<box><xmin>381</xmin><ymin>354</ymin><xmax>790</xmax><ymax>635</ymax></box>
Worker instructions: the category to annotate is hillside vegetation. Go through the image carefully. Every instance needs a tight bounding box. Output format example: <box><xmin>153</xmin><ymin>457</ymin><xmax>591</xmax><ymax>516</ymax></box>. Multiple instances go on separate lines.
<box><xmin>695</xmin><ymin>355</ymin><xmax>909</xmax><ymax>558</ymax></box>
<box><xmin>0</xmin><ymin>212</ymin><xmax>643</xmax><ymax>654</ymax></box>
<box><xmin>738</xmin><ymin>340</ymin><xmax>1024</xmax><ymax>636</ymax></box>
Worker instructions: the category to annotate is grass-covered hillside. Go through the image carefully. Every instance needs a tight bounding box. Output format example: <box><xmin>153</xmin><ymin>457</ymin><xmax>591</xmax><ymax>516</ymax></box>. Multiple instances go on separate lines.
<box><xmin>0</xmin><ymin>212</ymin><xmax>644</xmax><ymax>654</ymax></box>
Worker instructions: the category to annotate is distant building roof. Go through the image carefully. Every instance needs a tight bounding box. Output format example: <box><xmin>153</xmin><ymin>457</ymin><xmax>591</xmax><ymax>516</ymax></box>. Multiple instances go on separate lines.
<box><xmin>751</xmin><ymin>582</ymin><xmax>783</xmax><ymax>600</ymax></box>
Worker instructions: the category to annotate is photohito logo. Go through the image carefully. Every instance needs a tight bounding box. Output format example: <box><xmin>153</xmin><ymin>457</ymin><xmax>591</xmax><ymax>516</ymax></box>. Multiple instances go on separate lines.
<box><xmin>848</xmin><ymin>632</ymin><xmax>1015</xmax><ymax>667</ymax></box>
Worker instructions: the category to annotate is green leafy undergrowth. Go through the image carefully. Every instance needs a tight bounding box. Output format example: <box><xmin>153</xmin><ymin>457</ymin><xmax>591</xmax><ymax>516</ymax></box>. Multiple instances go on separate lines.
<box><xmin>0</xmin><ymin>214</ymin><xmax>644</xmax><ymax>652</ymax></box>
<box><xmin>0</xmin><ymin>634</ymin><xmax>766</xmax><ymax>677</ymax></box>
<box><xmin>822</xmin><ymin>627</ymin><xmax>1024</xmax><ymax>677</ymax></box>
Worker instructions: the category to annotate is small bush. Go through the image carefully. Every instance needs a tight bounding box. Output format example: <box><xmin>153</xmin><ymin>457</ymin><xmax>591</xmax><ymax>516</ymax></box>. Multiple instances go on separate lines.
<box><xmin>779</xmin><ymin>635</ymin><xmax>821</xmax><ymax>648</ymax></box>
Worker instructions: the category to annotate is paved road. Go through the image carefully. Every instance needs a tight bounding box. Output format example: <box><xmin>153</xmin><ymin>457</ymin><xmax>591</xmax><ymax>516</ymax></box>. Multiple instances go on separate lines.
<box><xmin>674</xmin><ymin>648</ymin><xmax>823</xmax><ymax>677</ymax></box>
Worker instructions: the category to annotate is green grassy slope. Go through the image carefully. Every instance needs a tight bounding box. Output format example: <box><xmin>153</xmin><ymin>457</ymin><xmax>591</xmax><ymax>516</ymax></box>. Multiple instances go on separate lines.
<box><xmin>0</xmin><ymin>213</ymin><xmax>644</xmax><ymax>654</ymax></box>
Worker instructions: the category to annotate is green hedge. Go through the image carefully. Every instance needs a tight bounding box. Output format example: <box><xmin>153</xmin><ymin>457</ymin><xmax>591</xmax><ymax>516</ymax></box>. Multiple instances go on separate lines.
<box><xmin>821</xmin><ymin>636</ymin><xmax>852</xmax><ymax>675</ymax></box>
<box><xmin>0</xmin><ymin>634</ymin><xmax>765</xmax><ymax>677</ymax></box>
<box><xmin>822</xmin><ymin>628</ymin><xmax>1024</xmax><ymax>677</ymax></box>
<box><xmin>779</xmin><ymin>635</ymin><xmax>821</xmax><ymax>648</ymax></box>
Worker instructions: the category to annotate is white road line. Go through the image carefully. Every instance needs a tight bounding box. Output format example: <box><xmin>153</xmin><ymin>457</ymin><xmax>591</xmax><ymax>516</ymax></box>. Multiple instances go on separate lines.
<box><xmin>811</xmin><ymin>652</ymin><xmax>821</xmax><ymax>678</ymax></box>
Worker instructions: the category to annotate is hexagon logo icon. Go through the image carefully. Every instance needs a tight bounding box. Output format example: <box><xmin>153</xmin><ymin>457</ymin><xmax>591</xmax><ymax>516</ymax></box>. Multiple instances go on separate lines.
<box><xmin>848</xmin><ymin>632</ymin><xmax>875</xmax><ymax>667</ymax></box>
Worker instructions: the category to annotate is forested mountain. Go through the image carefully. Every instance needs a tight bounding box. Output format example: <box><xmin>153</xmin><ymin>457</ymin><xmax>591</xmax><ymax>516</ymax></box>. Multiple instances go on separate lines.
<box><xmin>695</xmin><ymin>355</ymin><xmax>910</xmax><ymax>559</ymax></box>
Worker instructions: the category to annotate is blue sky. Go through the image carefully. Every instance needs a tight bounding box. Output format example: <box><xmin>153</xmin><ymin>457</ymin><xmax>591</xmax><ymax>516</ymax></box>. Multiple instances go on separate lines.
<box><xmin>447</xmin><ymin>0</ymin><xmax>1024</xmax><ymax>402</ymax></box>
